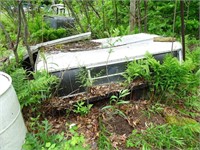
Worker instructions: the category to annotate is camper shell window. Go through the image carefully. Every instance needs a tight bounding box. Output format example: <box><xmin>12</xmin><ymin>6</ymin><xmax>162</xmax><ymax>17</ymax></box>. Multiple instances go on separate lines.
<box><xmin>87</xmin><ymin>62</ymin><xmax>128</xmax><ymax>85</ymax></box>
<box><xmin>89</xmin><ymin>62</ymin><xmax>127</xmax><ymax>78</ymax></box>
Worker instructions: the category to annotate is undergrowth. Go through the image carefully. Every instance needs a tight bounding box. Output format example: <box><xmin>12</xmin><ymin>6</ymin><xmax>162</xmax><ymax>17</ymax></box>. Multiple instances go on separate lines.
<box><xmin>23</xmin><ymin>119</ymin><xmax>89</xmax><ymax>150</ymax></box>
<box><xmin>124</xmin><ymin>50</ymin><xmax>200</xmax><ymax>106</ymax></box>
<box><xmin>9</xmin><ymin>68</ymin><xmax>58</xmax><ymax>108</ymax></box>
<box><xmin>28</xmin><ymin>13</ymin><xmax>75</xmax><ymax>43</ymax></box>
<box><xmin>126</xmin><ymin>123</ymin><xmax>200</xmax><ymax>149</ymax></box>
<box><xmin>98</xmin><ymin>118</ymin><xmax>113</xmax><ymax>150</ymax></box>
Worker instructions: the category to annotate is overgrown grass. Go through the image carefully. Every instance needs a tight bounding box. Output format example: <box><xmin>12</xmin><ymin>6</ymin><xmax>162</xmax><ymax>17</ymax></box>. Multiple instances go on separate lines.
<box><xmin>98</xmin><ymin>119</ymin><xmax>113</xmax><ymax>150</ymax></box>
<box><xmin>126</xmin><ymin>124</ymin><xmax>200</xmax><ymax>149</ymax></box>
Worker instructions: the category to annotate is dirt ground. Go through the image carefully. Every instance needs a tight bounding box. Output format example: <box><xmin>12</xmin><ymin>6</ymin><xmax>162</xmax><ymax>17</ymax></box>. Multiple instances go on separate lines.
<box><xmin>22</xmin><ymin>71</ymin><xmax>200</xmax><ymax>150</ymax></box>
<box><xmin>23</xmin><ymin>91</ymin><xmax>167</xmax><ymax>150</ymax></box>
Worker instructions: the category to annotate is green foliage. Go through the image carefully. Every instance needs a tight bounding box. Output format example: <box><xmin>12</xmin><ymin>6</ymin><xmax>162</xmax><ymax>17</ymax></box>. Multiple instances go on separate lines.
<box><xmin>28</xmin><ymin>14</ymin><xmax>74</xmax><ymax>43</ymax></box>
<box><xmin>186</xmin><ymin>46</ymin><xmax>200</xmax><ymax>72</ymax></box>
<box><xmin>98</xmin><ymin>119</ymin><xmax>113</xmax><ymax>150</ymax></box>
<box><xmin>76</xmin><ymin>67</ymin><xmax>93</xmax><ymax>88</ymax></box>
<box><xmin>0</xmin><ymin>44</ymin><xmax>11</xmax><ymax>59</ymax></box>
<box><xmin>109</xmin><ymin>89</ymin><xmax>130</xmax><ymax>104</ymax></box>
<box><xmin>102</xmin><ymin>89</ymin><xmax>130</xmax><ymax>119</ymax></box>
<box><xmin>141</xmin><ymin>1</ymin><xmax>199</xmax><ymax>37</ymax></box>
<box><xmin>184</xmin><ymin>95</ymin><xmax>200</xmax><ymax>111</ymax></box>
<box><xmin>126</xmin><ymin>124</ymin><xmax>200</xmax><ymax>149</ymax></box>
<box><xmin>68</xmin><ymin>0</ymin><xmax>129</xmax><ymax>38</ymax></box>
<box><xmin>73</xmin><ymin>101</ymin><xmax>93</xmax><ymax>116</ymax></box>
<box><xmin>66</xmin><ymin>1</ymin><xmax>199</xmax><ymax>38</ymax></box>
<box><xmin>63</xmin><ymin>125</ymin><xmax>89</xmax><ymax>150</ymax></box>
<box><xmin>123</xmin><ymin>59</ymin><xmax>150</xmax><ymax>83</ymax></box>
<box><xmin>0</xmin><ymin>11</ymin><xmax>17</xmax><ymax>42</ymax></box>
<box><xmin>124</xmin><ymin>53</ymin><xmax>200</xmax><ymax>104</ymax></box>
<box><xmin>166</xmin><ymin>115</ymin><xmax>200</xmax><ymax>132</ymax></box>
<box><xmin>10</xmin><ymin>68</ymin><xmax>58</xmax><ymax>108</ymax></box>
<box><xmin>23</xmin><ymin>119</ymin><xmax>65</xmax><ymax>150</ymax></box>
<box><xmin>143</xmin><ymin>103</ymin><xmax>164</xmax><ymax>119</ymax></box>
<box><xmin>23</xmin><ymin>119</ymin><xmax>88</xmax><ymax>150</ymax></box>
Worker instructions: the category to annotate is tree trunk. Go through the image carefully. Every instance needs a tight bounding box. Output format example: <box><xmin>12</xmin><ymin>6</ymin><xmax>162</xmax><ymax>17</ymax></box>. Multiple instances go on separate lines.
<box><xmin>0</xmin><ymin>21</ymin><xmax>14</xmax><ymax>50</ymax></box>
<box><xmin>64</xmin><ymin>0</ymin><xmax>85</xmax><ymax>33</ymax></box>
<box><xmin>137</xmin><ymin>0</ymin><xmax>141</xmax><ymax>32</ymax></box>
<box><xmin>144</xmin><ymin>0</ymin><xmax>148</xmax><ymax>33</ymax></box>
<box><xmin>13</xmin><ymin>1</ymin><xmax>23</xmax><ymax>64</ymax></box>
<box><xmin>81</xmin><ymin>0</ymin><xmax>91</xmax><ymax>31</ymax></box>
<box><xmin>21</xmin><ymin>3</ymin><xmax>34</xmax><ymax>69</ymax></box>
<box><xmin>129</xmin><ymin>0</ymin><xmax>136</xmax><ymax>32</ymax></box>
<box><xmin>112</xmin><ymin>0</ymin><xmax>118</xmax><ymax>26</ymax></box>
<box><xmin>88</xmin><ymin>1</ymin><xmax>100</xmax><ymax>19</ymax></box>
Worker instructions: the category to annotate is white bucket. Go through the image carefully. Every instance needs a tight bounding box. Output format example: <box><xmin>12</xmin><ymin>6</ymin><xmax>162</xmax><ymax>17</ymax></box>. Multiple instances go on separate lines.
<box><xmin>0</xmin><ymin>72</ymin><xmax>27</xmax><ymax>150</ymax></box>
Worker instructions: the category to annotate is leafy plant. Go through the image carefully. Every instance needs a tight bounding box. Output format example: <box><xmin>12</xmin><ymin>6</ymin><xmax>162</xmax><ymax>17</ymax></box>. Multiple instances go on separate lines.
<box><xmin>63</xmin><ymin>124</ymin><xmax>89</xmax><ymax>150</ymax></box>
<box><xmin>23</xmin><ymin>119</ymin><xmax>89</xmax><ymax>150</ymax></box>
<box><xmin>126</xmin><ymin>124</ymin><xmax>200</xmax><ymax>149</ymax></box>
<box><xmin>98</xmin><ymin>118</ymin><xmax>113</xmax><ymax>150</ymax></box>
<box><xmin>23</xmin><ymin>119</ymin><xmax>65</xmax><ymax>150</ymax></box>
<box><xmin>124</xmin><ymin>53</ymin><xmax>200</xmax><ymax>104</ymax></box>
<box><xmin>28</xmin><ymin>13</ymin><xmax>74</xmax><ymax>43</ymax></box>
<box><xmin>186</xmin><ymin>46</ymin><xmax>200</xmax><ymax>72</ymax></box>
<box><xmin>102</xmin><ymin>89</ymin><xmax>130</xmax><ymax>119</ymax></box>
<box><xmin>143</xmin><ymin>103</ymin><xmax>164</xmax><ymax>119</ymax></box>
<box><xmin>10</xmin><ymin>68</ymin><xmax>58</xmax><ymax>108</ymax></box>
<box><xmin>73</xmin><ymin>101</ymin><xmax>93</xmax><ymax>116</ymax></box>
<box><xmin>76</xmin><ymin>67</ymin><xmax>93</xmax><ymax>89</ymax></box>
<box><xmin>123</xmin><ymin>58</ymin><xmax>150</xmax><ymax>83</ymax></box>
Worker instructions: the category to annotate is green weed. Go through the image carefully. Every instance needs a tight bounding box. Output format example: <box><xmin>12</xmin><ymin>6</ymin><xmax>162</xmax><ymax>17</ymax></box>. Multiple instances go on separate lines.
<box><xmin>143</xmin><ymin>103</ymin><xmax>164</xmax><ymax>119</ymax></box>
<box><xmin>102</xmin><ymin>89</ymin><xmax>130</xmax><ymax>119</ymax></box>
<box><xmin>10</xmin><ymin>68</ymin><xmax>58</xmax><ymax>108</ymax></box>
<box><xmin>98</xmin><ymin>118</ymin><xmax>113</xmax><ymax>150</ymax></box>
<box><xmin>23</xmin><ymin>119</ymin><xmax>64</xmax><ymax>150</ymax></box>
<box><xmin>23</xmin><ymin>119</ymin><xmax>89</xmax><ymax>150</ymax></box>
<box><xmin>63</xmin><ymin>124</ymin><xmax>89</xmax><ymax>150</ymax></box>
<box><xmin>124</xmin><ymin>53</ymin><xmax>200</xmax><ymax>105</ymax></box>
<box><xmin>73</xmin><ymin>101</ymin><xmax>93</xmax><ymax>116</ymax></box>
<box><xmin>76</xmin><ymin>67</ymin><xmax>93</xmax><ymax>88</ymax></box>
<box><xmin>126</xmin><ymin>124</ymin><xmax>200</xmax><ymax>149</ymax></box>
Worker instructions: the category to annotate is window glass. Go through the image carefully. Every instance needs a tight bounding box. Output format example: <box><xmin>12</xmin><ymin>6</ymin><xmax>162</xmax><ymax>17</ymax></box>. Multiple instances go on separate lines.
<box><xmin>90</xmin><ymin>62</ymin><xmax>127</xmax><ymax>78</ymax></box>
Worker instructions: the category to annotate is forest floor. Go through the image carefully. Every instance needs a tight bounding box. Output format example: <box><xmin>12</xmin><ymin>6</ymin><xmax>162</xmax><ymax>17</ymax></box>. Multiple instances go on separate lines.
<box><xmin>23</xmin><ymin>86</ymin><xmax>200</xmax><ymax>150</ymax></box>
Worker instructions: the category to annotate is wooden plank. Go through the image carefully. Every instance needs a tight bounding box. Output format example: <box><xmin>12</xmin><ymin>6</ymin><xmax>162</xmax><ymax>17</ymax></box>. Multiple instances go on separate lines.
<box><xmin>153</xmin><ymin>37</ymin><xmax>176</xmax><ymax>42</ymax></box>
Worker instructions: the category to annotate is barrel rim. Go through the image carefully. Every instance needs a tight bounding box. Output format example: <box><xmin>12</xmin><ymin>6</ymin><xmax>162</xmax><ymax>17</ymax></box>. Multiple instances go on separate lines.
<box><xmin>0</xmin><ymin>72</ymin><xmax>12</xmax><ymax>96</ymax></box>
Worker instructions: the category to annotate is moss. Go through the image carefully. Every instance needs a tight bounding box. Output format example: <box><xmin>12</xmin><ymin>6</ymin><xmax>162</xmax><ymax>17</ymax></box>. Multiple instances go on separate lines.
<box><xmin>166</xmin><ymin>115</ymin><xmax>200</xmax><ymax>133</ymax></box>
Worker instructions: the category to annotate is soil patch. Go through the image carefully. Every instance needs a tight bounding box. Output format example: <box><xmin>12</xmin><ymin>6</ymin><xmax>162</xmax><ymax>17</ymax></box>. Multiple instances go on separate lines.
<box><xmin>104</xmin><ymin>115</ymin><xmax>133</xmax><ymax>135</ymax></box>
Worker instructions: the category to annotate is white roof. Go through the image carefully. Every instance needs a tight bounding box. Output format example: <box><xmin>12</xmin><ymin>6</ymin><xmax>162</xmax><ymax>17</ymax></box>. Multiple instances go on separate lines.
<box><xmin>0</xmin><ymin>72</ymin><xmax>12</xmax><ymax>96</ymax></box>
<box><xmin>36</xmin><ymin>33</ymin><xmax>182</xmax><ymax>72</ymax></box>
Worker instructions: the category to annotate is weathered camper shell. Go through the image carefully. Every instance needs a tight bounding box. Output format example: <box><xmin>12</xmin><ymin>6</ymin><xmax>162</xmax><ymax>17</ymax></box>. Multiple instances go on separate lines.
<box><xmin>35</xmin><ymin>33</ymin><xmax>182</xmax><ymax>97</ymax></box>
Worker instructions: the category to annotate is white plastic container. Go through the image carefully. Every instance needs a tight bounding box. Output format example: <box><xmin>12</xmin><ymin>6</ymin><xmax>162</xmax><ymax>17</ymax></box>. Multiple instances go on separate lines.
<box><xmin>0</xmin><ymin>72</ymin><xmax>27</xmax><ymax>150</ymax></box>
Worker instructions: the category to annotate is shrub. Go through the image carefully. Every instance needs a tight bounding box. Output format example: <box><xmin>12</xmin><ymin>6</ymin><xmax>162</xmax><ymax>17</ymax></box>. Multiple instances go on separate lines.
<box><xmin>28</xmin><ymin>14</ymin><xmax>74</xmax><ymax>43</ymax></box>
